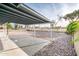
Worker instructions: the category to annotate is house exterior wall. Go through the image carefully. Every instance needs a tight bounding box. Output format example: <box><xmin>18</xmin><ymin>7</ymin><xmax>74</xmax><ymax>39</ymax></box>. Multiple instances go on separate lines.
<box><xmin>74</xmin><ymin>31</ymin><xmax>79</xmax><ymax>56</ymax></box>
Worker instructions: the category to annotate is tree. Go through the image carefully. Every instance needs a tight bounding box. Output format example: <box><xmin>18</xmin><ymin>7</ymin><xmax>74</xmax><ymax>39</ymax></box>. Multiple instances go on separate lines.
<box><xmin>63</xmin><ymin>10</ymin><xmax>79</xmax><ymax>22</ymax></box>
<box><xmin>5</xmin><ymin>22</ymin><xmax>13</xmax><ymax>35</ymax></box>
<box><xmin>6</xmin><ymin>22</ymin><xmax>13</xmax><ymax>29</ymax></box>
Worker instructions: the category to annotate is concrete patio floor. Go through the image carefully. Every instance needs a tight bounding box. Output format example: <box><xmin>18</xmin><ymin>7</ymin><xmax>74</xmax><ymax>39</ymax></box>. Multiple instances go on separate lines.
<box><xmin>9</xmin><ymin>31</ymin><xmax>50</xmax><ymax>56</ymax></box>
<box><xmin>0</xmin><ymin>31</ymin><xmax>28</xmax><ymax>56</ymax></box>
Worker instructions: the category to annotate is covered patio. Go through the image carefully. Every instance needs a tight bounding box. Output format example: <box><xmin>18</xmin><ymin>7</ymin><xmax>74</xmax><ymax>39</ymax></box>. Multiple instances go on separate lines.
<box><xmin>0</xmin><ymin>3</ymin><xmax>51</xmax><ymax>56</ymax></box>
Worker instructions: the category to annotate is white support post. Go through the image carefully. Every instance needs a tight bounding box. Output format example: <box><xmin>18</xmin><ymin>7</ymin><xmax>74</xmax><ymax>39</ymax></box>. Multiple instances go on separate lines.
<box><xmin>5</xmin><ymin>23</ymin><xmax>9</xmax><ymax>35</ymax></box>
<box><xmin>4</xmin><ymin>23</ymin><xmax>7</xmax><ymax>36</ymax></box>
<box><xmin>6</xmin><ymin>24</ymin><xmax>8</xmax><ymax>35</ymax></box>
<box><xmin>33</xmin><ymin>24</ymin><xmax>36</xmax><ymax>40</ymax></box>
<box><xmin>39</xmin><ymin>24</ymin><xmax>40</xmax><ymax>31</ymax></box>
<box><xmin>50</xmin><ymin>23</ymin><xmax>52</xmax><ymax>41</ymax></box>
<box><xmin>33</xmin><ymin>25</ymin><xmax>34</xmax><ymax>40</ymax></box>
<box><xmin>3</xmin><ymin>24</ymin><xmax>7</xmax><ymax>38</ymax></box>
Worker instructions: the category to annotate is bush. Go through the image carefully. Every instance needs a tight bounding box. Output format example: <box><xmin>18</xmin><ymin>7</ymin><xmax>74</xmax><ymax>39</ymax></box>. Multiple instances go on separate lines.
<box><xmin>67</xmin><ymin>21</ymin><xmax>79</xmax><ymax>34</ymax></box>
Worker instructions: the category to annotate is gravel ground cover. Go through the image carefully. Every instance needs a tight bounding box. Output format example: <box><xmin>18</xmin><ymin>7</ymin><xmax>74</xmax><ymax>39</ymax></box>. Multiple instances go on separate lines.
<box><xmin>34</xmin><ymin>32</ymin><xmax>77</xmax><ymax>56</ymax></box>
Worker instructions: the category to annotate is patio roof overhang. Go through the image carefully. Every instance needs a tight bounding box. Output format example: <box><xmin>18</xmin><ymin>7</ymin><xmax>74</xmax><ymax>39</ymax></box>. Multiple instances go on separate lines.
<box><xmin>0</xmin><ymin>3</ymin><xmax>50</xmax><ymax>25</ymax></box>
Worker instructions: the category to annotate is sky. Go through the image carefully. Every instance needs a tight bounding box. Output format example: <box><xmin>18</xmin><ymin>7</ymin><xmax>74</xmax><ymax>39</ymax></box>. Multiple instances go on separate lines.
<box><xmin>25</xmin><ymin>3</ymin><xmax>79</xmax><ymax>27</ymax></box>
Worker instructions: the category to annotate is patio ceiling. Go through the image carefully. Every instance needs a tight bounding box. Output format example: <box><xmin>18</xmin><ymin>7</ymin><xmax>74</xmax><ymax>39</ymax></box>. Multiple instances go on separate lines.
<box><xmin>0</xmin><ymin>3</ymin><xmax>50</xmax><ymax>25</ymax></box>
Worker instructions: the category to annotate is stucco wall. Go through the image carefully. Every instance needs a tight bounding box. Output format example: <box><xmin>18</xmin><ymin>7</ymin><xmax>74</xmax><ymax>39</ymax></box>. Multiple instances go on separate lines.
<box><xmin>74</xmin><ymin>31</ymin><xmax>79</xmax><ymax>56</ymax></box>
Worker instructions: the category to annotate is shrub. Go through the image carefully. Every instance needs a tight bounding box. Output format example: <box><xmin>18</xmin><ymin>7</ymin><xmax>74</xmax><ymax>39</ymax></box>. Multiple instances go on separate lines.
<box><xmin>67</xmin><ymin>21</ymin><xmax>79</xmax><ymax>34</ymax></box>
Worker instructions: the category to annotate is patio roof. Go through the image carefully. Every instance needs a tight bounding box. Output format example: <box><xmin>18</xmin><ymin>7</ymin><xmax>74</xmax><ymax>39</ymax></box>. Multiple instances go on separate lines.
<box><xmin>0</xmin><ymin>3</ymin><xmax>50</xmax><ymax>25</ymax></box>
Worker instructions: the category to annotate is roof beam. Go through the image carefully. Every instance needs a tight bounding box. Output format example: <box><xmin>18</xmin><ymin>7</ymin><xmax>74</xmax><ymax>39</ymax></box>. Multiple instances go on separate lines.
<box><xmin>0</xmin><ymin>4</ymin><xmax>46</xmax><ymax>23</ymax></box>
